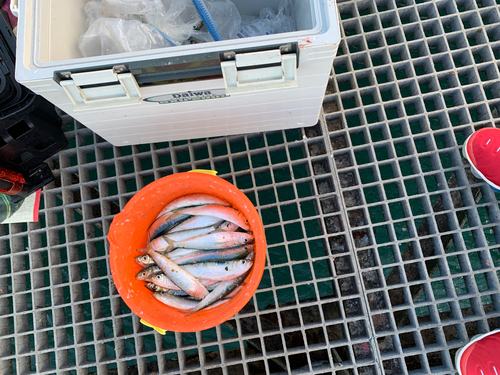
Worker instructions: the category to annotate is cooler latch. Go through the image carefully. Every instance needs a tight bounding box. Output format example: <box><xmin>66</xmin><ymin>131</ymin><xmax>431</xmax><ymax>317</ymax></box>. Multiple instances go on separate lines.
<box><xmin>221</xmin><ymin>45</ymin><xmax>298</xmax><ymax>94</ymax></box>
<box><xmin>58</xmin><ymin>66</ymin><xmax>142</xmax><ymax>111</ymax></box>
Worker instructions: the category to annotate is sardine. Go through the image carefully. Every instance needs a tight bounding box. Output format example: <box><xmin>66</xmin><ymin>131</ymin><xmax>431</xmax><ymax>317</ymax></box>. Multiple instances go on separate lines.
<box><xmin>146</xmin><ymin>283</ymin><xmax>214</xmax><ymax>296</ymax></box>
<box><xmin>218</xmin><ymin>221</ymin><xmax>240</xmax><ymax>232</ymax></box>
<box><xmin>145</xmin><ymin>273</ymin><xmax>184</xmax><ymax>290</ymax></box>
<box><xmin>163</xmin><ymin>232</ymin><xmax>254</xmax><ymax>252</ymax></box>
<box><xmin>147</xmin><ymin>250</ymin><xmax>209</xmax><ymax>299</ymax></box>
<box><xmin>154</xmin><ymin>292</ymin><xmax>230</xmax><ymax>311</ymax></box>
<box><xmin>148</xmin><ymin>213</ymin><xmax>192</xmax><ymax>241</ymax></box>
<box><xmin>182</xmin><ymin>259</ymin><xmax>253</xmax><ymax>282</ymax></box>
<box><xmin>140</xmin><ymin>236</ymin><xmax>170</xmax><ymax>253</ymax></box>
<box><xmin>146</xmin><ymin>272</ymin><xmax>219</xmax><ymax>290</ymax></box>
<box><xmin>226</xmin><ymin>285</ymin><xmax>243</xmax><ymax>299</ymax></box>
<box><xmin>245</xmin><ymin>251</ymin><xmax>255</xmax><ymax>261</ymax></box>
<box><xmin>185</xmin><ymin>274</ymin><xmax>247</xmax><ymax>316</ymax></box>
<box><xmin>157</xmin><ymin>194</ymin><xmax>231</xmax><ymax>218</ymax></box>
<box><xmin>167</xmin><ymin>248</ymin><xmax>199</xmax><ymax>260</ymax></box>
<box><xmin>146</xmin><ymin>282</ymin><xmax>221</xmax><ymax>296</ymax></box>
<box><xmin>135</xmin><ymin>254</ymin><xmax>155</xmax><ymax>267</ymax></box>
<box><xmin>169</xmin><ymin>215</ymin><xmax>223</xmax><ymax>233</ymax></box>
<box><xmin>136</xmin><ymin>265</ymin><xmax>161</xmax><ymax>280</ymax></box>
<box><xmin>177</xmin><ymin>205</ymin><xmax>250</xmax><ymax>231</ymax></box>
<box><xmin>166</xmin><ymin>224</ymin><xmax>219</xmax><ymax>242</ymax></box>
<box><xmin>153</xmin><ymin>292</ymin><xmax>199</xmax><ymax>310</ymax></box>
<box><xmin>145</xmin><ymin>283</ymin><xmax>175</xmax><ymax>294</ymax></box>
<box><xmin>142</xmin><ymin>225</ymin><xmax>231</xmax><ymax>253</ymax></box>
<box><xmin>174</xmin><ymin>244</ymin><xmax>254</xmax><ymax>265</ymax></box>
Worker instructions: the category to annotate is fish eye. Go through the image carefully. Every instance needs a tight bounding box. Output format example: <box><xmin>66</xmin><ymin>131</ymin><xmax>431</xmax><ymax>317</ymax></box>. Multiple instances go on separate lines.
<box><xmin>244</xmin><ymin>238</ymin><xmax>248</xmax><ymax>243</ymax></box>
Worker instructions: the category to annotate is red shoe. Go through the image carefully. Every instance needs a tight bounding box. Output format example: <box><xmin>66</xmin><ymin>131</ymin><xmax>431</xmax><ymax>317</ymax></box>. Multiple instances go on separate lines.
<box><xmin>462</xmin><ymin>127</ymin><xmax>500</xmax><ymax>192</ymax></box>
<box><xmin>455</xmin><ymin>330</ymin><xmax>500</xmax><ymax>374</ymax></box>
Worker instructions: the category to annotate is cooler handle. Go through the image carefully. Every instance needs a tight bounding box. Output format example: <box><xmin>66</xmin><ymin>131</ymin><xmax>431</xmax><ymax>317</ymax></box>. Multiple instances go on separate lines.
<box><xmin>221</xmin><ymin>48</ymin><xmax>298</xmax><ymax>94</ymax></box>
<box><xmin>60</xmin><ymin>67</ymin><xmax>142</xmax><ymax>111</ymax></box>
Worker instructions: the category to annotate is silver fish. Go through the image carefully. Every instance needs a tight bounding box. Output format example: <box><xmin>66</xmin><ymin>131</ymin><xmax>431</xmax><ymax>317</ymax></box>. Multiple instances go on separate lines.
<box><xmin>145</xmin><ymin>283</ymin><xmax>174</xmax><ymax>294</ymax></box>
<box><xmin>177</xmin><ymin>205</ymin><xmax>250</xmax><ymax>231</ymax></box>
<box><xmin>182</xmin><ymin>259</ymin><xmax>253</xmax><ymax>282</ymax></box>
<box><xmin>166</xmin><ymin>224</ymin><xmax>219</xmax><ymax>242</ymax></box>
<box><xmin>174</xmin><ymin>244</ymin><xmax>254</xmax><ymax>265</ymax></box>
<box><xmin>163</xmin><ymin>232</ymin><xmax>254</xmax><ymax>251</ymax></box>
<box><xmin>146</xmin><ymin>283</ymin><xmax>218</xmax><ymax>296</ymax></box>
<box><xmin>153</xmin><ymin>292</ymin><xmax>199</xmax><ymax>310</ymax></box>
<box><xmin>185</xmin><ymin>274</ymin><xmax>247</xmax><ymax>315</ymax></box>
<box><xmin>226</xmin><ymin>285</ymin><xmax>243</xmax><ymax>299</ymax></box>
<box><xmin>218</xmin><ymin>221</ymin><xmax>240</xmax><ymax>232</ymax></box>
<box><xmin>146</xmin><ymin>272</ymin><xmax>219</xmax><ymax>290</ymax></box>
<box><xmin>135</xmin><ymin>254</ymin><xmax>155</xmax><ymax>267</ymax></box>
<box><xmin>147</xmin><ymin>250</ymin><xmax>209</xmax><ymax>299</ymax></box>
<box><xmin>169</xmin><ymin>215</ymin><xmax>223</xmax><ymax>233</ymax></box>
<box><xmin>245</xmin><ymin>251</ymin><xmax>255</xmax><ymax>261</ymax></box>
<box><xmin>167</xmin><ymin>248</ymin><xmax>199</xmax><ymax>260</ymax></box>
<box><xmin>145</xmin><ymin>273</ymin><xmax>184</xmax><ymax>290</ymax></box>
<box><xmin>148</xmin><ymin>213</ymin><xmax>192</xmax><ymax>241</ymax></box>
<box><xmin>140</xmin><ymin>236</ymin><xmax>170</xmax><ymax>253</ymax></box>
<box><xmin>157</xmin><ymin>194</ymin><xmax>231</xmax><ymax>218</ymax></box>
<box><xmin>136</xmin><ymin>265</ymin><xmax>161</xmax><ymax>280</ymax></box>
<box><xmin>146</xmin><ymin>283</ymin><xmax>200</xmax><ymax>297</ymax></box>
<box><xmin>153</xmin><ymin>292</ymin><xmax>230</xmax><ymax>311</ymax></box>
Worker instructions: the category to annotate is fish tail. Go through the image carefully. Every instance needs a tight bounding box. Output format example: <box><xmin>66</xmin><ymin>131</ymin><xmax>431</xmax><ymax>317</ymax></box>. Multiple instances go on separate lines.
<box><xmin>184</xmin><ymin>308</ymin><xmax>198</xmax><ymax>317</ymax></box>
<box><xmin>165</xmin><ymin>237</ymin><xmax>176</xmax><ymax>252</ymax></box>
<box><xmin>137</xmin><ymin>247</ymin><xmax>147</xmax><ymax>253</ymax></box>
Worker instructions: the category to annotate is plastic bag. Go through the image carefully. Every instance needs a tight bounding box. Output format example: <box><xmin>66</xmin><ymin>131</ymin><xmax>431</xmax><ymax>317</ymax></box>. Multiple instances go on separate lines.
<box><xmin>143</xmin><ymin>0</ymin><xmax>203</xmax><ymax>44</ymax></box>
<box><xmin>79</xmin><ymin>0</ymin><xmax>297</xmax><ymax>57</ymax></box>
<box><xmin>79</xmin><ymin>18</ymin><xmax>175</xmax><ymax>57</ymax></box>
<box><xmin>83</xmin><ymin>0</ymin><xmax>148</xmax><ymax>27</ymax></box>
<box><xmin>205</xmin><ymin>0</ymin><xmax>242</xmax><ymax>40</ymax></box>
<box><xmin>80</xmin><ymin>0</ymin><xmax>205</xmax><ymax>56</ymax></box>
<box><xmin>102</xmin><ymin>0</ymin><xmax>160</xmax><ymax>15</ymax></box>
<box><xmin>232</xmin><ymin>0</ymin><xmax>295</xmax><ymax>39</ymax></box>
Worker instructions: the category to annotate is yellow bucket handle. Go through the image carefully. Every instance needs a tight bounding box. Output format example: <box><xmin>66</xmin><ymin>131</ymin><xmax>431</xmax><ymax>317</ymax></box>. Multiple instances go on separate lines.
<box><xmin>140</xmin><ymin>319</ymin><xmax>167</xmax><ymax>335</ymax></box>
<box><xmin>189</xmin><ymin>169</ymin><xmax>218</xmax><ymax>176</ymax></box>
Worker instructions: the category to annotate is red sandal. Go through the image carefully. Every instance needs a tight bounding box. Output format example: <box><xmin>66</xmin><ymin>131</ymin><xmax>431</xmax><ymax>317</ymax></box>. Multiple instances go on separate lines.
<box><xmin>462</xmin><ymin>127</ymin><xmax>500</xmax><ymax>192</ymax></box>
<box><xmin>455</xmin><ymin>330</ymin><xmax>500</xmax><ymax>374</ymax></box>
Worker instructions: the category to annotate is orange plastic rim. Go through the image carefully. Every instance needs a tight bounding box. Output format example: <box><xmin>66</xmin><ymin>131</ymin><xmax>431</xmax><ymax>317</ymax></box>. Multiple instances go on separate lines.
<box><xmin>108</xmin><ymin>172</ymin><xmax>266</xmax><ymax>332</ymax></box>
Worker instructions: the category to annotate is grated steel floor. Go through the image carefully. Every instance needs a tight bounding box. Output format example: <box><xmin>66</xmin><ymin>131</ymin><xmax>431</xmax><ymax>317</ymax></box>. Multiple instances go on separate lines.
<box><xmin>1</xmin><ymin>0</ymin><xmax>500</xmax><ymax>374</ymax></box>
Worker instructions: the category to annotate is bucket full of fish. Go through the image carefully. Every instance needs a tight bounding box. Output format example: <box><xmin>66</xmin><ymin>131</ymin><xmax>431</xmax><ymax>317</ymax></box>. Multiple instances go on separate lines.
<box><xmin>108</xmin><ymin>171</ymin><xmax>265</xmax><ymax>332</ymax></box>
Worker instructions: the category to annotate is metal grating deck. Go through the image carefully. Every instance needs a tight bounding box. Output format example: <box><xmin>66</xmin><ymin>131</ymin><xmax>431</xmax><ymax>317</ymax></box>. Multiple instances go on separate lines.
<box><xmin>1</xmin><ymin>0</ymin><xmax>500</xmax><ymax>374</ymax></box>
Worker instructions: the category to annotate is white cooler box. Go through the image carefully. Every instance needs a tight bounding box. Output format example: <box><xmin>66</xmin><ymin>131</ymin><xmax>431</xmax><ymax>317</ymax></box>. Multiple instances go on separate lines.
<box><xmin>16</xmin><ymin>0</ymin><xmax>340</xmax><ymax>146</ymax></box>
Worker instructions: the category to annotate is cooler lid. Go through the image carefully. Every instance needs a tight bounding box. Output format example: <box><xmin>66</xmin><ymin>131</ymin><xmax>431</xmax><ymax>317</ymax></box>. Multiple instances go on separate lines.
<box><xmin>16</xmin><ymin>0</ymin><xmax>340</xmax><ymax>83</ymax></box>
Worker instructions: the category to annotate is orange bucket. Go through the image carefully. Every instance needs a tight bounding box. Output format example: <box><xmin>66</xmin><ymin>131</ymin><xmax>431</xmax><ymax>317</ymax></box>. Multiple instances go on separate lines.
<box><xmin>108</xmin><ymin>171</ymin><xmax>265</xmax><ymax>333</ymax></box>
